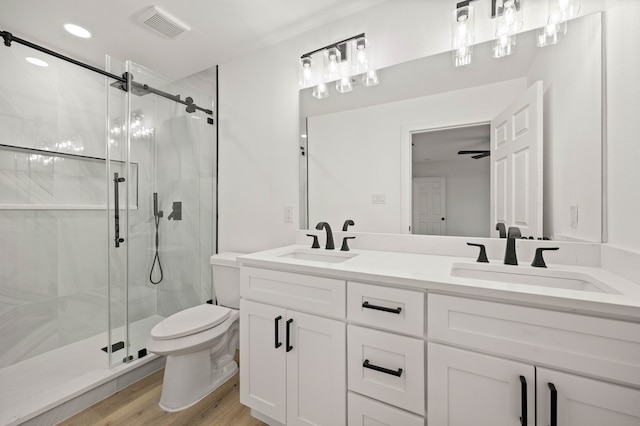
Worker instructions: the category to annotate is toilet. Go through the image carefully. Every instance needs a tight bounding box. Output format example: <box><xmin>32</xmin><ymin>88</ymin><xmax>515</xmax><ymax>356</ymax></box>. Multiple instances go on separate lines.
<box><xmin>146</xmin><ymin>252</ymin><xmax>243</xmax><ymax>412</ymax></box>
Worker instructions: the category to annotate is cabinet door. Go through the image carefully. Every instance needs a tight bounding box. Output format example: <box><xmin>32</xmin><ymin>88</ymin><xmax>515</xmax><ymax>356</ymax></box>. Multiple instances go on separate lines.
<box><xmin>286</xmin><ymin>310</ymin><xmax>346</xmax><ymax>426</ymax></box>
<box><xmin>428</xmin><ymin>343</ymin><xmax>535</xmax><ymax>426</ymax></box>
<box><xmin>537</xmin><ymin>368</ymin><xmax>640</xmax><ymax>426</ymax></box>
<box><xmin>240</xmin><ymin>299</ymin><xmax>287</xmax><ymax>424</ymax></box>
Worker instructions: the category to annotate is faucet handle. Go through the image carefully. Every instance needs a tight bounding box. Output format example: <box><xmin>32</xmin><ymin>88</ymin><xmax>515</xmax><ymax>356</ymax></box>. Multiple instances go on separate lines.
<box><xmin>467</xmin><ymin>243</ymin><xmax>489</xmax><ymax>263</ymax></box>
<box><xmin>495</xmin><ymin>223</ymin><xmax>506</xmax><ymax>238</ymax></box>
<box><xmin>341</xmin><ymin>236</ymin><xmax>356</xmax><ymax>252</ymax></box>
<box><xmin>531</xmin><ymin>247</ymin><xmax>559</xmax><ymax>268</ymax></box>
<box><xmin>306</xmin><ymin>234</ymin><xmax>320</xmax><ymax>249</ymax></box>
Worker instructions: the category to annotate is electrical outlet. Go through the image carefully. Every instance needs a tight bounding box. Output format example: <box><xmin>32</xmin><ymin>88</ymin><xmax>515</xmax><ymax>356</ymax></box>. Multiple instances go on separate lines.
<box><xmin>371</xmin><ymin>194</ymin><xmax>386</xmax><ymax>204</ymax></box>
<box><xmin>570</xmin><ymin>205</ymin><xmax>579</xmax><ymax>228</ymax></box>
<box><xmin>284</xmin><ymin>205</ymin><xmax>294</xmax><ymax>223</ymax></box>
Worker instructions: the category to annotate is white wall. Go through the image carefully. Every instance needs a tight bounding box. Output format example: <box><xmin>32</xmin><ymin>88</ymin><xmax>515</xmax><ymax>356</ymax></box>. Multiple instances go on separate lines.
<box><xmin>606</xmin><ymin>0</ymin><xmax>640</xmax><ymax>252</ymax></box>
<box><xmin>413</xmin><ymin>159</ymin><xmax>490</xmax><ymax>238</ymax></box>
<box><xmin>219</xmin><ymin>0</ymin><xmax>606</xmax><ymax>252</ymax></box>
<box><xmin>525</xmin><ymin>13</ymin><xmax>602</xmax><ymax>242</ymax></box>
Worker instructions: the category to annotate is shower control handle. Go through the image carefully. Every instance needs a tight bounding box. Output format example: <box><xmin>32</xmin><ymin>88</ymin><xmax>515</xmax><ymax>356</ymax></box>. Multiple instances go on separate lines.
<box><xmin>113</xmin><ymin>173</ymin><xmax>125</xmax><ymax>248</ymax></box>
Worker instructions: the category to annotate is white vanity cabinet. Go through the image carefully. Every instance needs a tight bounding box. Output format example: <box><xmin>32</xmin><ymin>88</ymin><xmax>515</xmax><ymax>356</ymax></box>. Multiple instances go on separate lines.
<box><xmin>427</xmin><ymin>293</ymin><xmax>640</xmax><ymax>426</ymax></box>
<box><xmin>240</xmin><ymin>267</ymin><xmax>346</xmax><ymax>426</ymax></box>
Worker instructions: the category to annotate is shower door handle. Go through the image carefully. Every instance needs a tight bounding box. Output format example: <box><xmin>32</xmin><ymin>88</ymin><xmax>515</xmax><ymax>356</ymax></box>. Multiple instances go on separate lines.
<box><xmin>114</xmin><ymin>172</ymin><xmax>125</xmax><ymax>248</ymax></box>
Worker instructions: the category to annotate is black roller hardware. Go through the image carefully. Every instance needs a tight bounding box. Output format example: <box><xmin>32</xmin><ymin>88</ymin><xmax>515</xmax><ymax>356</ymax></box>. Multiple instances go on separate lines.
<box><xmin>363</xmin><ymin>359</ymin><xmax>403</xmax><ymax>377</ymax></box>
<box><xmin>274</xmin><ymin>316</ymin><xmax>282</xmax><ymax>349</ymax></box>
<box><xmin>362</xmin><ymin>301</ymin><xmax>402</xmax><ymax>314</ymax></box>
<box><xmin>548</xmin><ymin>383</ymin><xmax>557</xmax><ymax>426</ymax></box>
<box><xmin>520</xmin><ymin>375</ymin><xmax>528</xmax><ymax>425</ymax></box>
<box><xmin>286</xmin><ymin>318</ymin><xmax>293</xmax><ymax>352</ymax></box>
<box><xmin>467</xmin><ymin>242</ymin><xmax>489</xmax><ymax>263</ymax></box>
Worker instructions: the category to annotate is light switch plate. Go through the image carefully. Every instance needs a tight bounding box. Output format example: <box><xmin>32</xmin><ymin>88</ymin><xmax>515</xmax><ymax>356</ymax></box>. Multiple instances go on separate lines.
<box><xmin>284</xmin><ymin>205</ymin><xmax>293</xmax><ymax>223</ymax></box>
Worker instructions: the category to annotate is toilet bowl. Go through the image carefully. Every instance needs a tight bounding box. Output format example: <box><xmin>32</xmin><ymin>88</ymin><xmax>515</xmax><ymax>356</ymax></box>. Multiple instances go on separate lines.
<box><xmin>146</xmin><ymin>252</ymin><xmax>243</xmax><ymax>412</ymax></box>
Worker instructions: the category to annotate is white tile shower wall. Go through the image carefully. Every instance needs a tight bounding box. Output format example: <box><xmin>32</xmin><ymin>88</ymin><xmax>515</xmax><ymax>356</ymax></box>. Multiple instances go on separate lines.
<box><xmin>0</xmin><ymin>50</ymin><xmax>155</xmax><ymax>368</ymax></box>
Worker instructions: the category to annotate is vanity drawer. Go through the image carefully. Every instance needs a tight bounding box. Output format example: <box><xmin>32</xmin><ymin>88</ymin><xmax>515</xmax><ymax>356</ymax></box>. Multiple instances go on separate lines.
<box><xmin>348</xmin><ymin>325</ymin><xmax>425</xmax><ymax>415</ymax></box>
<box><xmin>348</xmin><ymin>392</ymin><xmax>424</xmax><ymax>426</ymax></box>
<box><xmin>428</xmin><ymin>294</ymin><xmax>640</xmax><ymax>387</ymax></box>
<box><xmin>240</xmin><ymin>266</ymin><xmax>346</xmax><ymax>318</ymax></box>
<box><xmin>347</xmin><ymin>281</ymin><xmax>424</xmax><ymax>337</ymax></box>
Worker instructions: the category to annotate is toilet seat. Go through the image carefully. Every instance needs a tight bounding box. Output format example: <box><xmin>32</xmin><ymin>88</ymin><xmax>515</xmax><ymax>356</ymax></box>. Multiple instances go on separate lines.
<box><xmin>151</xmin><ymin>304</ymin><xmax>231</xmax><ymax>340</ymax></box>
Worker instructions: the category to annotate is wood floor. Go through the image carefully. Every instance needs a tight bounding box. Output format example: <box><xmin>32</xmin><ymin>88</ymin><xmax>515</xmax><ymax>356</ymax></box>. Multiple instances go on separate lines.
<box><xmin>59</xmin><ymin>353</ymin><xmax>267</xmax><ymax>426</ymax></box>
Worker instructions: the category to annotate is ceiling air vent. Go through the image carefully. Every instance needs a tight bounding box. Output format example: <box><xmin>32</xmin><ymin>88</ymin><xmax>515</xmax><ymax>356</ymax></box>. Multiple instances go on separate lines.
<box><xmin>137</xmin><ymin>6</ymin><xmax>190</xmax><ymax>39</ymax></box>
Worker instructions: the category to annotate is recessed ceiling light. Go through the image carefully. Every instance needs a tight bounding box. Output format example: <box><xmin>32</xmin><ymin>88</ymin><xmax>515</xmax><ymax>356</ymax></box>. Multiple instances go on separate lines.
<box><xmin>25</xmin><ymin>57</ymin><xmax>49</xmax><ymax>67</ymax></box>
<box><xmin>64</xmin><ymin>23</ymin><xmax>91</xmax><ymax>38</ymax></box>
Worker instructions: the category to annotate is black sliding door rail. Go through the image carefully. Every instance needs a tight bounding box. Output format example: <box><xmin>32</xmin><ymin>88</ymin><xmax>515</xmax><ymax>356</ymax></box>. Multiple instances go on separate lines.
<box><xmin>1</xmin><ymin>30</ymin><xmax>213</xmax><ymax>116</ymax></box>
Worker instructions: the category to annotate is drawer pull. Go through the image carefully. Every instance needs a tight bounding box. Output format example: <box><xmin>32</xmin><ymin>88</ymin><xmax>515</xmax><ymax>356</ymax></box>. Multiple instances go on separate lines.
<box><xmin>363</xmin><ymin>359</ymin><xmax>403</xmax><ymax>377</ymax></box>
<box><xmin>520</xmin><ymin>375</ymin><xmax>528</xmax><ymax>425</ymax></box>
<box><xmin>362</xmin><ymin>301</ymin><xmax>402</xmax><ymax>314</ymax></box>
<box><xmin>548</xmin><ymin>383</ymin><xmax>557</xmax><ymax>426</ymax></box>
<box><xmin>286</xmin><ymin>318</ymin><xmax>293</xmax><ymax>352</ymax></box>
<box><xmin>274</xmin><ymin>316</ymin><xmax>282</xmax><ymax>349</ymax></box>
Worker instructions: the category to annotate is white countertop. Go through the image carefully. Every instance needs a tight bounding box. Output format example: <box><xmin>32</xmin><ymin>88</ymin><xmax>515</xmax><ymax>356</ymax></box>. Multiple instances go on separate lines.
<box><xmin>239</xmin><ymin>245</ymin><xmax>640</xmax><ymax>321</ymax></box>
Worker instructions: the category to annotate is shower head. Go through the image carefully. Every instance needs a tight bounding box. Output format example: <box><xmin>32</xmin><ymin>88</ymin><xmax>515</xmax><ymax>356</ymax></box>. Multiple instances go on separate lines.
<box><xmin>109</xmin><ymin>72</ymin><xmax>150</xmax><ymax>96</ymax></box>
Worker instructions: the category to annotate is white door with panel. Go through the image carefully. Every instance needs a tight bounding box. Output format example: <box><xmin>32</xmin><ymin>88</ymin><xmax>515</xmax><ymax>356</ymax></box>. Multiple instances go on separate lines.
<box><xmin>536</xmin><ymin>368</ymin><xmax>640</xmax><ymax>426</ymax></box>
<box><xmin>240</xmin><ymin>299</ymin><xmax>346</xmax><ymax>426</ymax></box>
<box><xmin>412</xmin><ymin>177</ymin><xmax>446</xmax><ymax>235</ymax></box>
<box><xmin>428</xmin><ymin>343</ymin><xmax>535</xmax><ymax>426</ymax></box>
<box><xmin>490</xmin><ymin>81</ymin><xmax>543</xmax><ymax>238</ymax></box>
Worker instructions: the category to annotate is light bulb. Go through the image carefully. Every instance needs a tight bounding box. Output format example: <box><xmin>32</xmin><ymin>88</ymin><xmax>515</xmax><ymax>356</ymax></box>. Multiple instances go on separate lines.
<box><xmin>504</xmin><ymin>1</ymin><xmax>516</xmax><ymax>25</ymax></box>
<box><xmin>357</xmin><ymin>48</ymin><xmax>366</xmax><ymax>65</ymax></box>
<box><xmin>329</xmin><ymin>55</ymin><xmax>337</xmax><ymax>73</ymax></box>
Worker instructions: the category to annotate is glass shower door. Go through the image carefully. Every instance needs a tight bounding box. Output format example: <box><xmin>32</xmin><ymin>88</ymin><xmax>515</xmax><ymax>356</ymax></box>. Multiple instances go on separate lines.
<box><xmin>106</xmin><ymin>57</ymin><xmax>215</xmax><ymax>366</ymax></box>
<box><xmin>106</xmin><ymin>57</ymin><xmax>133</xmax><ymax>365</ymax></box>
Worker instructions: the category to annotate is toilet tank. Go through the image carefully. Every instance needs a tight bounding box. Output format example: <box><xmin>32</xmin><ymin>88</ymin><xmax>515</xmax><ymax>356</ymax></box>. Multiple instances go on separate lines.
<box><xmin>210</xmin><ymin>252</ymin><xmax>244</xmax><ymax>309</ymax></box>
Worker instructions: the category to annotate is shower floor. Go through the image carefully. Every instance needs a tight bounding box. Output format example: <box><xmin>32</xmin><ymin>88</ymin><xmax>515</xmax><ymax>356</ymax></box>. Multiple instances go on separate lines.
<box><xmin>0</xmin><ymin>315</ymin><xmax>165</xmax><ymax>426</ymax></box>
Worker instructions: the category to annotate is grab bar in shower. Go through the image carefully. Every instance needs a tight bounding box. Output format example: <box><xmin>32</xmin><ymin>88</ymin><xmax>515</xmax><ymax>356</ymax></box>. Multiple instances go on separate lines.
<box><xmin>114</xmin><ymin>172</ymin><xmax>125</xmax><ymax>248</ymax></box>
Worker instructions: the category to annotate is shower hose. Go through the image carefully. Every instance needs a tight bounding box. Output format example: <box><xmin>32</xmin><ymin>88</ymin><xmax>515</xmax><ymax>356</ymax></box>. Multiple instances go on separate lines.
<box><xmin>149</xmin><ymin>211</ymin><xmax>163</xmax><ymax>284</ymax></box>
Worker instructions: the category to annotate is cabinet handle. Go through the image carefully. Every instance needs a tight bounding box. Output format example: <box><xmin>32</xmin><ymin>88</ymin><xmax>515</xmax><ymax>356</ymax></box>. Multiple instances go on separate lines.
<box><xmin>274</xmin><ymin>316</ymin><xmax>282</xmax><ymax>349</ymax></box>
<box><xmin>519</xmin><ymin>375</ymin><xmax>528</xmax><ymax>425</ymax></box>
<box><xmin>362</xmin><ymin>301</ymin><xmax>402</xmax><ymax>314</ymax></box>
<box><xmin>286</xmin><ymin>318</ymin><xmax>293</xmax><ymax>352</ymax></box>
<box><xmin>363</xmin><ymin>359</ymin><xmax>403</xmax><ymax>377</ymax></box>
<box><xmin>548</xmin><ymin>383</ymin><xmax>557</xmax><ymax>426</ymax></box>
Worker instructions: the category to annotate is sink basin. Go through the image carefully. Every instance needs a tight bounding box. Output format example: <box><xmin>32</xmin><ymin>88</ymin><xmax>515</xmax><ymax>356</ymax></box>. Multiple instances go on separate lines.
<box><xmin>278</xmin><ymin>248</ymin><xmax>358</xmax><ymax>264</ymax></box>
<box><xmin>451</xmin><ymin>262</ymin><xmax>619</xmax><ymax>294</ymax></box>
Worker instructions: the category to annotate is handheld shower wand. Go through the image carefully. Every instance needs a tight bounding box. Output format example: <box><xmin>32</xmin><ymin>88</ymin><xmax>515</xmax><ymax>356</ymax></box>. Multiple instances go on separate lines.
<box><xmin>150</xmin><ymin>192</ymin><xmax>164</xmax><ymax>284</ymax></box>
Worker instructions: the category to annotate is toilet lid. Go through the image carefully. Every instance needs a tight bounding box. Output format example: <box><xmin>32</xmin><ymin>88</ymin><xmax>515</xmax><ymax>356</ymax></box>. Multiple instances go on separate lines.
<box><xmin>151</xmin><ymin>304</ymin><xmax>231</xmax><ymax>340</ymax></box>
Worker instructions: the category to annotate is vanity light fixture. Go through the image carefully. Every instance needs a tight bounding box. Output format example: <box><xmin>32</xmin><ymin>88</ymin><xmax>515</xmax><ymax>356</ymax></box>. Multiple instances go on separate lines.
<box><xmin>451</xmin><ymin>4</ymin><xmax>475</xmax><ymax>67</ymax></box>
<box><xmin>492</xmin><ymin>0</ymin><xmax>522</xmax><ymax>58</ymax></box>
<box><xmin>63</xmin><ymin>23</ymin><xmax>92</xmax><ymax>39</ymax></box>
<box><xmin>537</xmin><ymin>0</ymin><xmax>580</xmax><ymax>47</ymax></box>
<box><xmin>300</xmin><ymin>33</ymin><xmax>378</xmax><ymax>100</ymax></box>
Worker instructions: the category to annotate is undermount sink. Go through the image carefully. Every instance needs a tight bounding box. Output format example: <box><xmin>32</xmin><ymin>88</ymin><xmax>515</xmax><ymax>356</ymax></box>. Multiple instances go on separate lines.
<box><xmin>451</xmin><ymin>262</ymin><xmax>620</xmax><ymax>294</ymax></box>
<box><xmin>278</xmin><ymin>248</ymin><xmax>358</xmax><ymax>264</ymax></box>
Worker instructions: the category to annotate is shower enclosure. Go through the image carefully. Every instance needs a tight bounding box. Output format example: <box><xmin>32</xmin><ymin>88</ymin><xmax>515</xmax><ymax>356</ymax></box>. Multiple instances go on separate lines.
<box><xmin>0</xmin><ymin>33</ymin><xmax>215</xmax><ymax>423</ymax></box>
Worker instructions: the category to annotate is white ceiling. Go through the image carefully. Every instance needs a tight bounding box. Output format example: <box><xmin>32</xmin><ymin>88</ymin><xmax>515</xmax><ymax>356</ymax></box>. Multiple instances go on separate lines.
<box><xmin>0</xmin><ymin>0</ymin><xmax>386</xmax><ymax>80</ymax></box>
<box><xmin>412</xmin><ymin>124</ymin><xmax>490</xmax><ymax>164</ymax></box>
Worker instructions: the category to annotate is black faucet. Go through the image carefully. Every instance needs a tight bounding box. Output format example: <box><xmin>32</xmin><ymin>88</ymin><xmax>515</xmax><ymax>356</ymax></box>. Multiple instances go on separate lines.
<box><xmin>504</xmin><ymin>226</ymin><xmax>521</xmax><ymax>265</ymax></box>
<box><xmin>342</xmin><ymin>219</ymin><xmax>355</xmax><ymax>231</ymax></box>
<box><xmin>315</xmin><ymin>222</ymin><xmax>334</xmax><ymax>250</ymax></box>
<box><xmin>496</xmin><ymin>222</ymin><xmax>506</xmax><ymax>238</ymax></box>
